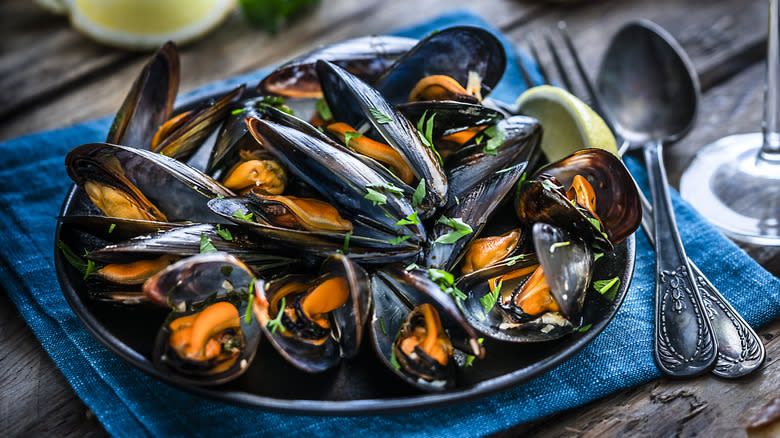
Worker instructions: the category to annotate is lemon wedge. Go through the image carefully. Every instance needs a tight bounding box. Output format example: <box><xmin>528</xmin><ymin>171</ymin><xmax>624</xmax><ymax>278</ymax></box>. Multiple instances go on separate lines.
<box><xmin>64</xmin><ymin>0</ymin><xmax>236</xmax><ymax>50</ymax></box>
<box><xmin>515</xmin><ymin>85</ymin><xmax>619</xmax><ymax>162</ymax></box>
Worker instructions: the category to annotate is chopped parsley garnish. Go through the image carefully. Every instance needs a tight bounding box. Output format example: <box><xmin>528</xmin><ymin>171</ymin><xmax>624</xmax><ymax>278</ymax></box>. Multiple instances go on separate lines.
<box><xmin>216</xmin><ymin>194</ymin><xmax>225</xmax><ymax>199</ymax></box>
<box><xmin>588</xmin><ymin>217</ymin><xmax>602</xmax><ymax>231</ymax></box>
<box><xmin>239</xmin><ymin>0</ymin><xmax>321</xmax><ymax>33</ymax></box>
<box><xmin>395</xmin><ymin>211</ymin><xmax>420</xmax><ymax>226</ymax></box>
<box><xmin>57</xmin><ymin>241</ymin><xmax>102</xmax><ymax>280</ymax></box>
<box><xmin>593</xmin><ymin>252</ymin><xmax>604</xmax><ymax>262</ymax></box>
<box><xmin>480</xmin><ymin>279</ymin><xmax>501</xmax><ymax>313</ymax></box>
<box><xmin>517</xmin><ymin>172</ymin><xmax>527</xmax><ymax>189</ymax></box>
<box><xmin>454</xmin><ymin>195</ymin><xmax>460</xmax><ymax>205</ymax></box>
<box><xmin>231</xmin><ymin>108</ymin><xmax>246</xmax><ymax>116</ymax></box>
<box><xmin>199</xmin><ymin>233</ymin><xmax>218</xmax><ymax>253</ymax></box>
<box><xmin>427</xmin><ymin>268</ymin><xmax>467</xmax><ymax>301</ymax></box>
<box><xmin>434</xmin><ymin>216</ymin><xmax>473</xmax><ymax>244</ymax></box>
<box><xmin>541</xmin><ymin>179</ymin><xmax>563</xmax><ymax>192</ymax></box>
<box><xmin>369</xmin><ymin>182</ymin><xmax>404</xmax><ymax>196</ymax></box>
<box><xmin>481</xmin><ymin>124</ymin><xmax>507</xmax><ymax>155</ymax></box>
<box><xmin>244</xmin><ymin>278</ymin><xmax>256</xmax><ymax>323</ymax></box>
<box><xmin>464</xmin><ymin>338</ymin><xmax>484</xmax><ymax>367</ymax></box>
<box><xmin>342</xmin><ymin>231</ymin><xmax>351</xmax><ymax>254</ymax></box>
<box><xmin>593</xmin><ymin>277</ymin><xmax>620</xmax><ymax>302</ymax></box>
<box><xmin>415</xmin><ymin>111</ymin><xmax>443</xmax><ymax>165</ymax></box>
<box><xmin>315</xmin><ymin>98</ymin><xmax>332</xmax><ymax>121</ymax></box>
<box><xmin>389</xmin><ymin>325</ymin><xmax>403</xmax><ymax>370</ymax></box>
<box><xmin>388</xmin><ymin>235</ymin><xmax>412</xmax><ymax>245</ymax></box>
<box><xmin>412</xmin><ymin>179</ymin><xmax>426</xmax><ymax>208</ymax></box>
<box><xmin>505</xmin><ymin>254</ymin><xmax>526</xmax><ymax>266</ymax></box>
<box><xmin>578</xmin><ymin>323</ymin><xmax>592</xmax><ymax>333</ymax></box>
<box><xmin>379</xmin><ymin>316</ymin><xmax>387</xmax><ymax>335</ymax></box>
<box><xmin>257</xmin><ymin>95</ymin><xmax>294</xmax><ymax>115</ymax></box>
<box><xmin>343</xmin><ymin>131</ymin><xmax>363</xmax><ymax>148</ymax></box>
<box><xmin>549</xmin><ymin>241</ymin><xmax>570</xmax><ymax>252</ymax></box>
<box><xmin>108</xmin><ymin>223</ymin><xmax>116</xmax><ymax>234</ymax></box>
<box><xmin>369</xmin><ymin>107</ymin><xmax>393</xmax><ymax>124</ymax></box>
<box><xmin>221</xmin><ymin>265</ymin><xmax>234</xmax><ymax>276</ymax></box>
<box><xmin>405</xmin><ymin>263</ymin><xmax>419</xmax><ymax>271</ymax></box>
<box><xmin>267</xmin><ymin>296</ymin><xmax>286</xmax><ymax>333</ymax></box>
<box><xmin>232</xmin><ymin>209</ymin><xmax>253</xmax><ymax>221</ymax></box>
<box><xmin>364</xmin><ymin>187</ymin><xmax>387</xmax><ymax>206</ymax></box>
<box><xmin>216</xmin><ymin>224</ymin><xmax>233</xmax><ymax>241</ymax></box>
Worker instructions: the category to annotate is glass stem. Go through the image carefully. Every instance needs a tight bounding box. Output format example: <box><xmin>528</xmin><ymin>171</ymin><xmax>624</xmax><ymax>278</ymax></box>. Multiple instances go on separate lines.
<box><xmin>761</xmin><ymin>0</ymin><xmax>780</xmax><ymax>162</ymax></box>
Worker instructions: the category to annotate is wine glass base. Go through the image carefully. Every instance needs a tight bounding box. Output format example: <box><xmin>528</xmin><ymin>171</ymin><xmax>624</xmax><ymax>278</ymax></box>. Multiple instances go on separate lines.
<box><xmin>680</xmin><ymin>133</ymin><xmax>780</xmax><ymax>246</ymax></box>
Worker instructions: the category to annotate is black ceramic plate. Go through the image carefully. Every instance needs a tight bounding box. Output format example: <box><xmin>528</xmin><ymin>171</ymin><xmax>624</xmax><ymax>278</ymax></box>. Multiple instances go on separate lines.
<box><xmin>54</xmin><ymin>89</ymin><xmax>635</xmax><ymax>415</ymax></box>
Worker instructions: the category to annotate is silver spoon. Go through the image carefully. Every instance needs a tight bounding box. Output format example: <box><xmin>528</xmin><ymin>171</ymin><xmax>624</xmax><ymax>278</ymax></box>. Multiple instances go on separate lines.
<box><xmin>596</xmin><ymin>20</ymin><xmax>717</xmax><ymax>377</ymax></box>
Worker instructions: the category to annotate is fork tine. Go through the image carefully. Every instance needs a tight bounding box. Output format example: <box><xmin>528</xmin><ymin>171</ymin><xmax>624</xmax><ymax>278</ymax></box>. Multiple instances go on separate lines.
<box><xmin>544</xmin><ymin>32</ymin><xmax>574</xmax><ymax>92</ymax></box>
<box><xmin>515</xmin><ymin>54</ymin><xmax>536</xmax><ymax>90</ymax></box>
<box><xmin>557</xmin><ymin>21</ymin><xmax>603</xmax><ymax>115</ymax></box>
<box><xmin>525</xmin><ymin>35</ymin><xmax>551</xmax><ymax>85</ymax></box>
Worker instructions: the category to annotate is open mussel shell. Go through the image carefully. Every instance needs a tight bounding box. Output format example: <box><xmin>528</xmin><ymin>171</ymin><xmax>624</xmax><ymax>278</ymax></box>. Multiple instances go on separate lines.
<box><xmin>528</xmin><ymin>148</ymin><xmax>642</xmax><ymax>246</ymax></box>
<box><xmin>244</xmin><ymin>116</ymin><xmax>425</xmax><ymax>242</ymax></box>
<box><xmin>425</xmin><ymin>163</ymin><xmax>528</xmax><ymax>271</ymax></box>
<box><xmin>152</xmin><ymin>84</ymin><xmax>245</xmax><ymax>161</ymax></box>
<box><xmin>143</xmin><ymin>252</ymin><xmax>259</xmax><ymax>311</ymax></box>
<box><xmin>370</xmin><ymin>264</ymin><xmax>484</xmax><ymax>391</ymax></box>
<box><xmin>257</xmin><ymin>35</ymin><xmax>417</xmax><ymax>98</ymax></box>
<box><xmin>87</xmin><ymin>223</ymin><xmax>298</xmax><ymax>274</ymax></box>
<box><xmin>56</xmin><ymin>215</ymin><xmax>181</xmax><ymax>241</ymax></box>
<box><xmin>252</xmin><ymin>254</ymin><xmax>370</xmax><ymax>373</ymax></box>
<box><xmin>107</xmin><ymin>41</ymin><xmax>179</xmax><ymax>148</ymax></box>
<box><xmin>458</xmin><ymin>223</ymin><xmax>591</xmax><ymax>343</ymax></box>
<box><xmin>152</xmin><ymin>298</ymin><xmax>262</xmax><ymax>386</ymax></box>
<box><xmin>532</xmin><ymin>223</ymin><xmax>591</xmax><ymax>320</ymax></box>
<box><xmin>206</xmin><ymin>103</ymin><xmax>263</xmax><ymax>177</ymax></box>
<box><xmin>316</xmin><ymin>60</ymin><xmax>448</xmax><ymax>215</ymax></box>
<box><xmin>374</xmin><ymin>26</ymin><xmax>506</xmax><ymax>105</ymax></box>
<box><xmin>208</xmin><ymin>196</ymin><xmax>420</xmax><ymax>263</ymax></box>
<box><xmin>445</xmin><ymin>115</ymin><xmax>542</xmax><ymax>201</ymax></box>
<box><xmin>66</xmin><ymin>143</ymin><xmax>234</xmax><ymax>224</ymax></box>
<box><xmin>396</xmin><ymin>101</ymin><xmax>504</xmax><ymax>138</ymax></box>
<box><xmin>150</xmin><ymin>253</ymin><xmax>262</xmax><ymax>385</ymax></box>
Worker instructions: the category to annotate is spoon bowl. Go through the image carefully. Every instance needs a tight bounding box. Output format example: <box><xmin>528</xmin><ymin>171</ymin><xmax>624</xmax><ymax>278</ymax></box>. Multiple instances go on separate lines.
<box><xmin>598</xmin><ymin>19</ymin><xmax>700</xmax><ymax>147</ymax></box>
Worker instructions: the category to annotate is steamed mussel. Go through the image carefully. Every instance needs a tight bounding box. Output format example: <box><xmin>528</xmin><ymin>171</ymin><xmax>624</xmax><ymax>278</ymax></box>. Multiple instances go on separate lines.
<box><xmin>58</xmin><ymin>27</ymin><xmax>639</xmax><ymax>392</ymax></box>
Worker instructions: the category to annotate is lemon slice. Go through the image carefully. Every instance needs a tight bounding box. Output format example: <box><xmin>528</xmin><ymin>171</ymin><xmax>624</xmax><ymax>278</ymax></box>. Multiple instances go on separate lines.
<box><xmin>515</xmin><ymin>85</ymin><xmax>619</xmax><ymax>162</ymax></box>
<box><xmin>68</xmin><ymin>0</ymin><xmax>236</xmax><ymax>50</ymax></box>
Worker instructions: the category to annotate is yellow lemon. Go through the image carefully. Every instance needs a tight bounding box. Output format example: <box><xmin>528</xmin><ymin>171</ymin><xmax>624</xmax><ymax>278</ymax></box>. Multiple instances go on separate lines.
<box><xmin>515</xmin><ymin>85</ymin><xmax>619</xmax><ymax>162</ymax></box>
<box><xmin>56</xmin><ymin>0</ymin><xmax>236</xmax><ymax>50</ymax></box>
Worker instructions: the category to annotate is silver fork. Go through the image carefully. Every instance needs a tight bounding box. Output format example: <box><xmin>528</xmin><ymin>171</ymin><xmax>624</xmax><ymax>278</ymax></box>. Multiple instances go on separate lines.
<box><xmin>520</xmin><ymin>21</ymin><xmax>765</xmax><ymax>378</ymax></box>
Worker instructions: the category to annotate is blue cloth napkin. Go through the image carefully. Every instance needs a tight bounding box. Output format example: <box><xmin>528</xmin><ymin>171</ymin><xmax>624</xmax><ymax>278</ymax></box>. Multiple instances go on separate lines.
<box><xmin>1</xmin><ymin>10</ymin><xmax>778</xmax><ymax>438</ymax></box>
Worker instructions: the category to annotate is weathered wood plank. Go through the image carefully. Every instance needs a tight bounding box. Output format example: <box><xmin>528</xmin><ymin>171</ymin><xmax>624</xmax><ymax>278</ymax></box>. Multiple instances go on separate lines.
<box><xmin>497</xmin><ymin>317</ymin><xmax>780</xmax><ymax>438</ymax></box>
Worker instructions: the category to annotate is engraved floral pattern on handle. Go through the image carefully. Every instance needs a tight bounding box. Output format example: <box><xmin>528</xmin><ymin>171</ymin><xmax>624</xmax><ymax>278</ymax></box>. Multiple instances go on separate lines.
<box><xmin>655</xmin><ymin>265</ymin><xmax>716</xmax><ymax>374</ymax></box>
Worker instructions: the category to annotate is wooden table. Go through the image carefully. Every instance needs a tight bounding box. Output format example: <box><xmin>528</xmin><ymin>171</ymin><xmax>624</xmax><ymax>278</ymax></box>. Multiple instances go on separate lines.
<box><xmin>1</xmin><ymin>0</ymin><xmax>778</xmax><ymax>436</ymax></box>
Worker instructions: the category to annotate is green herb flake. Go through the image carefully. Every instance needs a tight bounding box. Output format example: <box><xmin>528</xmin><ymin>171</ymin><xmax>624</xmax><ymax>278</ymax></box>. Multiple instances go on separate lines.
<box><xmin>267</xmin><ymin>296</ymin><xmax>287</xmax><ymax>333</ymax></box>
<box><xmin>464</xmin><ymin>338</ymin><xmax>484</xmax><ymax>367</ymax></box>
<box><xmin>199</xmin><ymin>233</ymin><xmax>218</xmax><ymax>254</ymax></box>
<box><xmin>415</xmin><ymin>111</ymin><xmax>443</xmax><ymax>165</ymax></box>
<box><xmin>369</xmin><ymin>182</ymin><xmax>404</xmax><ymax>196</ymax></box>
<box><xmin>364</xmin><ymin>187</ymin><xmax>387</xmax><ymax>206</ymax></box>
<box><xmin>108</xmin><ymin>223</ymin><xmax>116</xmax><ymax>234</ymax></box>
<box><xmin>395</xmin><ymin>211</ymin><xmax>420</xmax><ymax>226</ymax></box>
<box><xmin>389</xmin><ymin>325</ymin><xmax>403</xmax><ymax>370</ymax></box>
<box><xmin>57</xmin><ymin>241</ymin><xmax>103</xmax><ymax>280</ymax></box>
<box><xmin>388</xmin><ymin>235</ymin><xmax>412</xmax><ymax>245</ymax></box>
<box><xmin>454</xmin><ymin>195</ymin><xmax>460</xmax><ymax>205</ymax></box>
<box><xmin>517</xmin><ymin>172</ymin><xmax>527</xmax><ymax>188</ymax></box>
<box><xmin>541</xmin><ymin>179</ymin><xmax>563</xmax><ymax>192</ymax></box>
<box><xmin>434</xmin><ymin>216</ymin><xmax>473</xmax><ymax>244</ymax></box>
<box><xmin>578</xmin><ymin>323</ymin><xmax>593</xmax><ymax>333</ymax></box>
<box><xmin>588</xmin><ymin>217</ymin><xmax>602</xmax><ymax>231</ymax></box>
<box><xmin>593</xmin><ymin>277</ymin><xmax>620</xmax><ymax>302</ymax></box>
<box><xmin>344</xmin><ymin>131</ymin><xmax>363</xmax><ymax>148</ymax></box>
<box><xmin>216</xmin><ymin>224</ymin><xmax>233</xmax><ymax>241</ymax></box>
<box><xmin>379</xmin><ymin>316</ymin><xmax>387</xmax><ymax>335</ymax></box>
<box><xmin>480</xmin><ymin>279</ymin><xmax>501</xmax><ymax>314</ymax></box>
<box><xmin>426</xmin><ymin>268</ymin><xmax>467</xmax><ymax>301</ymax></box>
<box><xmin>475</xmin><ymin>134</ymin><xmax>483</xmax><ymax>145</ymax></box>
<box><xmin>231</xmin><ymin>108</ymin><xmax>246</xmax><ymax>116</ymax></box>
<box><xmin>315</xmin><ymin>98</ymin><xmax>332</xmax><ymax>121</ymax></box>
<box><xmin>412</xmin><ymin>179</ymin><xmax>426</xmax><ymax>208</ymax></box>
<box><xmin>233</xmin><ymin>209</ymin><xmax>253</xmax><ymax>221</ymax></box>
<box><xmin>505</xmin><ymin>254</ymin><xmax>526</xmax><ymax>266</ymax></box>
<box><xmin>216</xmin><ymin>194</ymin><xmax>225</xmax><ymax>199</ymax></box>
<box><xmin>549</xmin><ymin>241</ymin><xmax>570</xmax><ymax>252</ymax></box>
<box><xmin>244</xmin><ymin>278</ymin><xmax>256</xmax><ymax>324</ymax></box>
<box><xmin>342</xmin><ymin>231</ymin><xmax>351</xmax><ymax>254</ymax></box>
<box><xmin>221</xmin><ymin>265</ymin><xmax>234</xmax><ymax>277</ymax></box>
<box><xmin>482</xmin><ymin>124</ymin><xmax>507</xmax><ymax>155</ymax></box>
<box><xmin>369</xmin><ymin>107</ymin><xmax>393</xmax><ymax>124</ymax></box>
<box><xmin>593</xmin><ymin>252</ymin><xmax>604</xmax><ymax>262</ymax></box>
<box><xmin>405</xmin><ymin>263</ymin><xmax>419</xmax><ymax>271</ymax></box>
<box><xmin>257</xmin><ymin>95</ymin><xmax>294</xmax><ymax>115</ymax></box>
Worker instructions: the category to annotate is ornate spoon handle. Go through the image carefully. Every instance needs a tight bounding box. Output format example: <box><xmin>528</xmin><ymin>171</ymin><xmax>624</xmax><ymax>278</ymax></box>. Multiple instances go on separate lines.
<box><xmin>637</xmin><ymin>188</ymin><xmax>766</xmax><ymax>378</ymax></box>
<box><xmin>644</xmin><ymin>140</ymin><xmax>718</xmax><ymax>376</ymax></box>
